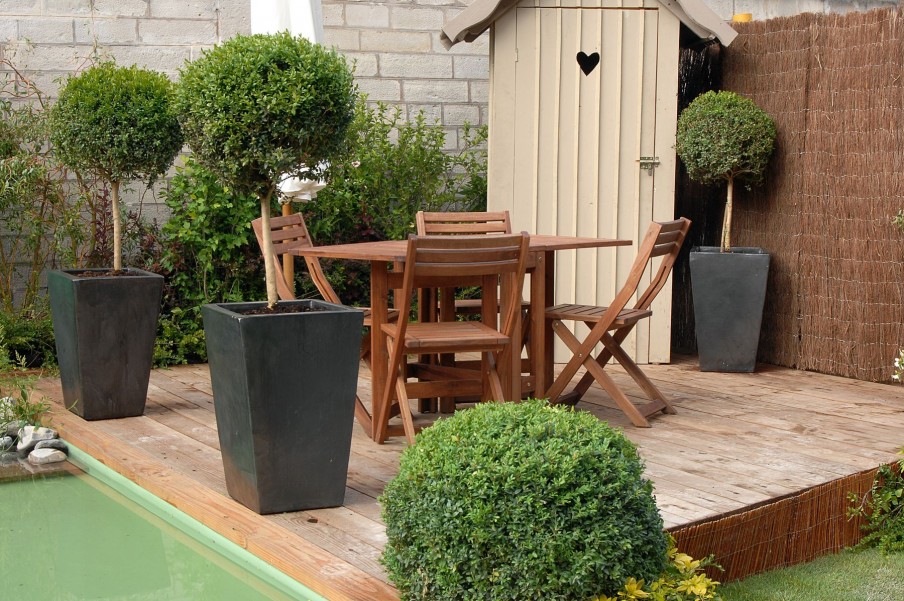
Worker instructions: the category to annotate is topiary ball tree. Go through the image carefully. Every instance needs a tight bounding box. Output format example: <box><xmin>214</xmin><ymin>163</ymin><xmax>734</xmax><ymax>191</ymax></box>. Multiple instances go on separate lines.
<box><xmin>175</xmin><ymin>32</ymin><xmax>356</xmax><ymax>308</ymax></box>
<box><xmin>675</xmin><ymin>90</ymin><xmax>776</xmax><ymax>253</ymax></box>
<box><xmin>380</xmin><ymin>399</ymin><xmax>668</xmax><ymax>600</ymax></box>
<box><xmin>50</xmin><ymin>62</ymin><xmax>183</xmax><ymax>271</ymax></box>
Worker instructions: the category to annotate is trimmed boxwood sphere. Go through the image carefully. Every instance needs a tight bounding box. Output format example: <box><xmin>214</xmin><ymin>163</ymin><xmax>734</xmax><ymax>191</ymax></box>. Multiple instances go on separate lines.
<box><xmin>380</xmin><ymin>400</ymin><xmax>667</xmax><ymax>600</ymax></box>
<box><xmin>175</xmin><ymin>32</ymin><xmax>355</xmax><ymax>200</ymax></box>
<box><xmin>50</xmin><ymin>62</ymin><xmax>182</xmax><ymax>185</ymax></box>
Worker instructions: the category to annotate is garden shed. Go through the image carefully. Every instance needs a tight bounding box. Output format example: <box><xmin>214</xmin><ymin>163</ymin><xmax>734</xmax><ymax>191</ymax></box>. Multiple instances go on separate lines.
<box><xmin>442</xmin><ymin>0</ymin><xmax>735</xmax><ymax>363</ymax></box>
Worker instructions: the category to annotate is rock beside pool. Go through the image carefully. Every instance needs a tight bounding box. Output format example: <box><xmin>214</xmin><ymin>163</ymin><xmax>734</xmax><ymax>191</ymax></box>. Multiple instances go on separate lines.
<box><xmin>16</xmin><ymin>426</ymin><xmax>58</xmax><ymax>454</ymax></box>
<box><xmin>4</xmin><ymin>419</ymin><xmax>26</xmax><ymax>437</ymax></box>
<box><xmin>35</xmin><ymin>439</ymin><xmax>68</xmax><ymax>453</ymax></box>
<box><xmin>0</xmin><ymin>435</ymin><xmax>13</xmax><ymax>451</ymax></box>
<box><xmin>27</xmin><ymin>447</ymin><xmax>67</xmax><ymax>465</ymax></box>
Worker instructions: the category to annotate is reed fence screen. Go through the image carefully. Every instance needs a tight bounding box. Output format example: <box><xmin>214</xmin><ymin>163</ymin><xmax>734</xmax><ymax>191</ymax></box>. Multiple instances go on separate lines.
<box><xmin>680</xmin><ymin>8</ymin><xmax>904</xmax><ymax>382</ymax></box>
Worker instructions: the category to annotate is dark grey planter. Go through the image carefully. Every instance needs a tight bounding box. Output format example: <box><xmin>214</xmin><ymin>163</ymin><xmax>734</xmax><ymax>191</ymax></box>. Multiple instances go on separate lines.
<box><xmin>201</xmin><ymin>300</ymin><xmax>363</xmax><ymax>515</ymax></box>
<box><xmin>689</xmin><ymin>247</ymin><xmax>770</xmax><ymax>372</ymax></box>
<box><xmin>47</xmin><ymin>268</ymin><xmax>163</xmax><ymax>420</ymax></box>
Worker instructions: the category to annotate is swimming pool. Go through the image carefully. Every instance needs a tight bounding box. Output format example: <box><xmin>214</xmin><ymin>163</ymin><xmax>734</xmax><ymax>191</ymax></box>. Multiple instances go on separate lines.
<box><xmin>0</xmin><ymin>445</ymin><xmax>324</xmax><ymax>600</ymax></box>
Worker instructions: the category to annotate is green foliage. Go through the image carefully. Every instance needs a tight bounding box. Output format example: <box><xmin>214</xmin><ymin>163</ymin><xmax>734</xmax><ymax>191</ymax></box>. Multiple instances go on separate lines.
<box><xmin>594</xmin><ymin>538</ymin><xmax>723</xmax><ymax>601</ymax></box>
<box><xmin>302</xmin><ymin>98</ymin><xmax>488</xmax><ymax>304</ymax></box>
<box><xmin>0</xmin><ymin>307</ymin><xmax>56</xmax><ymax>370</ymax></box>
<box><xmin>848</xmin><ymin>448</ymin><xmax>904</xmax><ymax>554</ymax></box>
<box><xmin>143</xmin><ymin>158</ymin><xmax>270</xmax><ymax>366</ymax></box>
<box><xmin>50</xmin><ymin>62</ymin><xmax>182</xmax><ymax>186</ymax></box>
<box><xmin>176</xmin><ymin>32</ymin><xmax>356</xmax><ymax>201</ymax></box>
<box><xmin>0</xmin><ymin>76</ymin><xmax>85</xmax><ymax>310</ymax></box>
<box><xmin>152</xmin><ymin>307</ymin><xmax>207</xmax><ymax>367</ymax></box>
<box><xmin>380</xmin><ymin>399</ymin><xmax>667</xmax><ymax>600</ymax></box>
<box><xmin>675</xmin><ymin>91</ymin><xmax>776</xmax><ymax>188</ymax></box>
<box><xmin>0</xmin><ymin>374</ymin><xmax>49</xmax><ymax>428</ymax></box>
<box><xmin>158</xmin><ymin>157</ymin><xmax>266</xmax><ymax>306</ymax></box>
<box><xmin>893</xmin><ymin>209</ymin><xmax>904</xmax><ymax>232</ymax></box>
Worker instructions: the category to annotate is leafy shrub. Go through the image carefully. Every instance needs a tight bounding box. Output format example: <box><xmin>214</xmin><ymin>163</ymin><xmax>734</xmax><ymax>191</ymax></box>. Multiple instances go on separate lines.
<box><xmin>675</xmin><ymin>90</ymin><xmax>776</xmax><ymax>252</ymax></box>
<box><xmin>50</xmin><ymin>61</ymin><xmax>183</xmax><ymax>270</ymax></box>
<box><xmin>302</xmin><ymin>99</ymin><xmax>488</xmax><ymax>304</ymax></box>
<box><xmin>380</xmin><ymin>399</ymin><xmax>667</xmax><ymax>600</ymax></box>
<box><xmin>0</xmin><ymin>68</ymin><xmax>88</xmax><ymax>310</ymax></box>
<box><xmin>849</xmin><ymin>447</ymin><xmax>904</xmax><ymax>554</ymax></box>
<box><xmin>138</xmin><ymin>158</ymin><xmax>271</xmax><ymax>366</ymax></box>
<box><xmin>0</xmin><ymin>307</ymin><xmax>56</xmax><ymax>370</ymax></box>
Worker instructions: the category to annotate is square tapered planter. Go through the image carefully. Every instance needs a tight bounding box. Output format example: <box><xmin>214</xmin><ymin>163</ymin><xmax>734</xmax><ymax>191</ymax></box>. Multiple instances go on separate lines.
<box><xmin>690</xmin><ymin>247</ymin><xmax>770</xmax><ymax>372</ymax></box>
<box><xmin>48</xmin><ymin>268</ymin><xmax>163</xmax><ymax>420</ymax></box>
<box><xmin>202</xmin><ymin>300</ymin><xmax>363</xmax><ymax>514</ymax></box>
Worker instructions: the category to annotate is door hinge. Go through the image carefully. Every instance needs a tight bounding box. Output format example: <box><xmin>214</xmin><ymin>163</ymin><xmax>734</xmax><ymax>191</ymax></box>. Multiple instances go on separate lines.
<box><xmin>638</xmin><ymin>156</ymin><xmax>660</xmax><ymax>175</ymax></box>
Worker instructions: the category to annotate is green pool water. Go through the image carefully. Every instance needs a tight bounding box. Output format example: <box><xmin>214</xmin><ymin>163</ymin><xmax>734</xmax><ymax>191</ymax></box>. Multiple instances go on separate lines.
<box><xmin>0</xmin><ymin>446</ymin><xmax>323</xmax><ymax>600</ymax></box>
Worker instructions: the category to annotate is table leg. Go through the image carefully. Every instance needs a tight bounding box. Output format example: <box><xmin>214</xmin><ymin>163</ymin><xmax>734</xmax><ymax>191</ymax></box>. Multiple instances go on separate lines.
<box><xmin>530</xmin><ymin>251</ymin><xmax>556</xmax><ymax>397</ymax></box>
<box><xmin>370</xmin><ymin>261</ymin><xmax>390</xmax><ymax>443</ymax></box>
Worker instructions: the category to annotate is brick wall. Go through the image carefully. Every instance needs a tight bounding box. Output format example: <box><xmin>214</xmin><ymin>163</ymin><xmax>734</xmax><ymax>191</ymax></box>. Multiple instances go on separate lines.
<box><xmin>322</xmin><ymin>0</ymin><xmax>488</xmax><ymax>151</ymax></box>
<box><xmin>0</xmin><ymin>0</ymin><xmax>248</xmax><ymax>90</ymax></box>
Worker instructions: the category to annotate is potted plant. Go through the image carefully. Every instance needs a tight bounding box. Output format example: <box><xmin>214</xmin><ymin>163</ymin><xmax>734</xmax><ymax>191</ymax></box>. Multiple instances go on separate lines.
<box><xmin>176</xmin><ymin>32</ymin><xmax>361</xmax><ymax>514</ymax></box>
<box><xmin>47</xmin><ymin>62</ymin><xmax>182</xmax><ymax>419</ymax></box>
<box><xmin>676</xmin><ymin>90</ymin><xmax>777</xmax><ymax>372</ymax></box>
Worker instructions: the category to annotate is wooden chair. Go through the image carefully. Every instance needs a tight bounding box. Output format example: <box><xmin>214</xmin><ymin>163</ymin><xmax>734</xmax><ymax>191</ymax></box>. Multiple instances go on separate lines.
<box><xmin>251</xmin><ymin>213</ymin><xmax>399</xmax><ymax>438</ymax></box>
<box><xmin>544</xmin><ymin>218</ymin><xmax>691</xmax><ymax>427</ymax></box>
<box><xmin>377</xmin><ymin>232</ymin><xmax>530</xmax><ymax>443</ymax></box>
<box><xmin>415</xmin><ymin>211</ymin><xmax>532</xmax><ymax>405</ymax></box>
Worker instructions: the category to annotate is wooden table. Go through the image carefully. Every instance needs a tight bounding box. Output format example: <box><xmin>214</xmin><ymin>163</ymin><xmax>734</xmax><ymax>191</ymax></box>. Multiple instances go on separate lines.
<box><xmin>292</xmin><ymin>234</ymin><xmax>630</xmax><ymax>442</ymax></box>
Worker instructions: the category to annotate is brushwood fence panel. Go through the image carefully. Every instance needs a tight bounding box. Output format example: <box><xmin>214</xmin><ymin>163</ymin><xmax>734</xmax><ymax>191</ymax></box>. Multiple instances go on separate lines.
<box><xmin>716</xmin><ymin>8</ymin><xmax>904</xmax><ymax>382</ymax></box>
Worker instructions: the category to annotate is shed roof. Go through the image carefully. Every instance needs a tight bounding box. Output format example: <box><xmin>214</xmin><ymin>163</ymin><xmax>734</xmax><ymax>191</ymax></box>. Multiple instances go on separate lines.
<box><xmin>440</xmin><ymin>0</ymin><xmax>737</xmax><ymax>49</ymax></box>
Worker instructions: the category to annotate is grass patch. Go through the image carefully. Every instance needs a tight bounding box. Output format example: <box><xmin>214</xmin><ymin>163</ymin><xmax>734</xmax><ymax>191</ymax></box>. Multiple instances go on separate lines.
<box><xmin>721</xmin><ymin>547</ymin><xmax>904</xmax><ymax>601</ymax></box>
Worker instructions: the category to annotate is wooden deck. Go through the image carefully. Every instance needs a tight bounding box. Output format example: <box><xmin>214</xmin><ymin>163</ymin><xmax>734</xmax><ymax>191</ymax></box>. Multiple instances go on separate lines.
<box><xmin>34</xmin><ymin>356</ymin><xmax>904</xmax><ymax>600</ymax></box>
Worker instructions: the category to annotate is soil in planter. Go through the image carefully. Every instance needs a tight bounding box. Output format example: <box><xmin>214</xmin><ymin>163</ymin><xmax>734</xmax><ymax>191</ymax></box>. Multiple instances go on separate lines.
<box><xmin>71</xmin><ymin>270</ymin><xmax>145</xmax><ymax>278</ymax></box>
<box><xmin>240</xmin><ymin>304</ymin><xmax>328</xmax><ymax>316</ymax></box>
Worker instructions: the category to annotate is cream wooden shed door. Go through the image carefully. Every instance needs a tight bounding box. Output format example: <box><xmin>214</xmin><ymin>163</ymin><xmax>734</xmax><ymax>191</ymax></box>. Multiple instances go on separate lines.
<box><xmin>489</xmin><ymin>0</ymin><xmax>679</xmax><ymax>363</ymax></box>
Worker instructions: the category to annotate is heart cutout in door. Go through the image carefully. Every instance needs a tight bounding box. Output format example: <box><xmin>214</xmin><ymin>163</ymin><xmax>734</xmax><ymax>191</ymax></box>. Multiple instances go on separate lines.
<box><xmin>576</xmin><ymin>51</ymin><xmax>600</xmax><ymax>76</ymax></box>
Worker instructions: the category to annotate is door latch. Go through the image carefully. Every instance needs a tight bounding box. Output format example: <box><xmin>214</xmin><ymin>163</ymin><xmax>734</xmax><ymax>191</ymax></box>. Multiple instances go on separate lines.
<box><xmin>638</xmin><ymin>156</ymin><xmax>660</xmax><ymax>175</ymax></box>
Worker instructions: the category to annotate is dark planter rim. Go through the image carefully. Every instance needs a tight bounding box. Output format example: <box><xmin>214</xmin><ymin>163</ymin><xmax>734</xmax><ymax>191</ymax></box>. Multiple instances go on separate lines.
<box><xmin>691</xmin><ymin>246</ymin><xmax>769</xmax><ymax>255</ymax></box>
<box><xmin>50</xmin><ymin>267</ymin><xmax>162</xmax><ymax>280</ymax></box>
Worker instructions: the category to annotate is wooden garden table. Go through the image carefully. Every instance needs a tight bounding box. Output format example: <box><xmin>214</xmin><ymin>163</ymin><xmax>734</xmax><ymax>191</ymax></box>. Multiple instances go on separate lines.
<box><xmin>291</xmin><ymin>234</ymin><xmax>631</xmax><ymax>442</ymax></box>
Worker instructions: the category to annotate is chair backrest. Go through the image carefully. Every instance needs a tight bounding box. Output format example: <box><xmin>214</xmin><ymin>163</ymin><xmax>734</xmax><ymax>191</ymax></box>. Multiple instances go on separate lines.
<box><xmin>395</xmin><ymin>233</ymin><xmax>530</xmax><ymax>338</ymax></box>
<box><xmin>415</xmin><ymin>210</ymin><xmax>512</xmax><ymax>236</ymax></box>
<box><xmin>250</xmin><ymin>212</ymin><xmax>341</xmax><ymax>304</ymax></box>
<box><xmin>604</xmin><ymin>218</ymin><xmax>691</xmax><ymax>324</ymax></box>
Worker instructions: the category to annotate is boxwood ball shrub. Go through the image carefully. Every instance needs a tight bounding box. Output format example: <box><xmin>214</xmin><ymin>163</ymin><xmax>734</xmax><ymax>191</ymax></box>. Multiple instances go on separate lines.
<box><xmin>50</xmin><ymin>62</ymin><xmax>182</xmax><ymax>270</ymax></box>
<box><xmin>380</xmin><ymin>399</ymin><xmax>668</xmax><ymax>600</ymax></box>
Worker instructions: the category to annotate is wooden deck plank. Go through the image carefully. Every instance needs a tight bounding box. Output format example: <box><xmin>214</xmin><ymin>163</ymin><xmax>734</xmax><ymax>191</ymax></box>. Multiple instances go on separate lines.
<box><xmin>32</xmin><ymin>355</ymin><xmax>904</xmax><ymax>600</ymax></box>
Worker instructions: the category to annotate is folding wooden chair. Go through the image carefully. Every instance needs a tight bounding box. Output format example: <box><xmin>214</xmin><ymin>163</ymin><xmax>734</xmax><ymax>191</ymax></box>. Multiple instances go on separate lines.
<box><xmin>544</xmin><ymin>218</ymin><xmax>691</xmax><ymax>427</ymax></box>
<box><xmin>416</xmin><ymin>211</ymin><xmax>532</xmax><ymax>404</ymax></box>
<box><xmin>251</xmin><ymin>213</ymin><xmax>399</xmax><ymax>438</ymax></box>
<box><xmin>377</xmin><ymin>232</ymin><xmax>530</xmax><ymax>443</ymax></box>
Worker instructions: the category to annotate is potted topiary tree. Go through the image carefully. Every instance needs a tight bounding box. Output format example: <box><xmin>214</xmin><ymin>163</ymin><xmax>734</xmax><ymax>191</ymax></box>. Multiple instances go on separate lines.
<box><xmin>675</xmin><ymin>90</ymin><xmax>777</xmax><ymax>372</ymax></box>
<box><xmin>176</xmin><ymin>32</ymin><xmax>362</xmax><ymax>514</ymax></box>
<box><xmin>47</xmin><ymin>62</ymin><xmax>182</xmax><ymax>419</ymax></box>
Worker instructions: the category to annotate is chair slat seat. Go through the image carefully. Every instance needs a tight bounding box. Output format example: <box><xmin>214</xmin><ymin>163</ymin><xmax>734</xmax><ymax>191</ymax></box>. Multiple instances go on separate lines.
<box><xmin>545</xmin><ymin>304</ymin><xmax>652</xmax><ymax>328</ymax></box>
<box><xmin>382</xmin><ymin>321</ymin><xmax>509</xmax><ymax>351</ymax></box>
